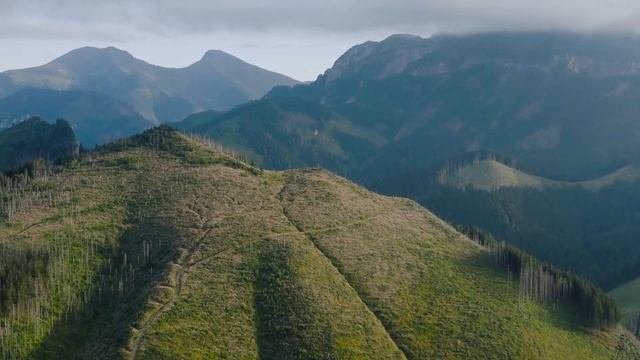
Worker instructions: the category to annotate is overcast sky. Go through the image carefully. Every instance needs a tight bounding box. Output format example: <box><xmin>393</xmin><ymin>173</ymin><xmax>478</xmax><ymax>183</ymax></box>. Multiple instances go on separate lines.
<box><xmin>1</xmin><ymin>0</ymin><xmax>640</xmax><ymax>80</ymax></box>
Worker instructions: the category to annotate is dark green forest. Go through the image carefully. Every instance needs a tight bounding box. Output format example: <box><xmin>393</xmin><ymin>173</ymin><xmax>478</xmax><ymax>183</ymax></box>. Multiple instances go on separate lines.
<box><xmin>0</xmin><ymin>117</ymin><xmax>78</xmax><ymax>172</ymax></box>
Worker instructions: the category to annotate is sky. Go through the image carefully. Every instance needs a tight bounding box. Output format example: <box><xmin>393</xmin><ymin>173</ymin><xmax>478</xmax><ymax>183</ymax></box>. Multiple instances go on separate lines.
<box><xmin>1</xmin><ymin>0</ymin><xmax>640</xmax><ymax>81</ymax></box>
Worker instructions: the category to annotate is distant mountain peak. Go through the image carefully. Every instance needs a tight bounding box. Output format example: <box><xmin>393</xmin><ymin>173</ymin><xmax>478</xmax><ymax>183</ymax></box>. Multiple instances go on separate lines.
<box><xmin>193</xmin><ymin>49</ymin><xmax>248</xmax><ymax>68</ymax></box>
<box><xmin>201</xmin><ymin>49</ymin><xmax>237</xmax><ymax>61</ymax></box>
<box><xmin>55</xmin><ymin>46</ymin><xmax>135</xmax><ymax>63</ymax></box>
<box><xmin>322</xmin><ymin>33</ymin><xmax>431</xmax><ymax>82</ymax></box>
<box><xmin>381</xmin><ymin>33</ymin><xmax>426</xmax><ymax>43</ymax></box>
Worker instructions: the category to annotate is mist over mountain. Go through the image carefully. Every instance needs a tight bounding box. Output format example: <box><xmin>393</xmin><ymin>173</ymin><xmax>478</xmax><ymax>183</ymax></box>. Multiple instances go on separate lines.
<box><xmin>0</xmin><ymin>46</ymin><xmax>299</xmax><ymax>124</ymax></box>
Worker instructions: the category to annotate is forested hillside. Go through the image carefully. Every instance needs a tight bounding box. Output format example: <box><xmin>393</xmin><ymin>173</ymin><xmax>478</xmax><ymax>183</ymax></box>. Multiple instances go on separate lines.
<box><xmin>271</xmin><ymin>32</ymin><xmax>640</xmax><ymax>182</ymax></box>
<box><xmin>177</xmin><ymin>96</ymin><xmax>382</xmax><ymax>174</ymax></box>
<box><xmin>0</xmin><ymin>117</ymin><xmax>78</xmax><ymax>172</ymax></box>
<box><xmin>611</xmin><ymin>278</ymin><xmax>640</xmax><ymax>326</ymax></box>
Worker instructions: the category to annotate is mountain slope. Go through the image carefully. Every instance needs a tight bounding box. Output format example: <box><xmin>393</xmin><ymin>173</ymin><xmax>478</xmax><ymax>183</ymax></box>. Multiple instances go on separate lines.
<box><xmin>442</xmin><ymin>159</ymin><xmax>554</xmax><ymax>190</ymax></box>
<box><xmin>435</xmin><ymin>159</ymin><xmax>640</xmax><ymax>191</ymax></box>
<box><xmin>610</xmin><ymin>278</ymin><xmax>640</xmax><ymax>323</ymax></box>
<box><xmin>0</xmin><ymin>127</ymin><xmax>637</xmax><ymax>359</ymax></box>
<box><xmin>0</xmin><ymin>117</ymin><xmax>78</xmax><ymax>172</ymax></box>
<box><xmin>270</xmin><ymin>32</ymin><xmax>640</xmax><ymax>182</ymax></box>
<box><xmin>374</xmin><ymin>153</ymin><xmax>640</xmax><ymax>290</ymax></box>
<box><xmin>0</xmin><ymin>47</ymin><xmax>298</xmax><ymax>123</ymax></box>
<box><xmin>395</xmin><ymin>151</ymin><xmax>640</xmax><ymax>192</ymax></box>
<box><xmin>176</xmin><ymin>96</ymin><xmax>383</xmax><ymax>173</ymax></box>
<box><xmin>0</xmin><ymin>88</ymin><xmax>153</xmax><ymax>147</ymax></box>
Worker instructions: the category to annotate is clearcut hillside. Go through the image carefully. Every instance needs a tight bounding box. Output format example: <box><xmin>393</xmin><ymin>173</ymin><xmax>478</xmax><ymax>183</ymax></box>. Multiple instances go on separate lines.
<box><xmin>0</xmin><ymin>127</ymin><xmax>637</xmax><ymax>359</ymax></box>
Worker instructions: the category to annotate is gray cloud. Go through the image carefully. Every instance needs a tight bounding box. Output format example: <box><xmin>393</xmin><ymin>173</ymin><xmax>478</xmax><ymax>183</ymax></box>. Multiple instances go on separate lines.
<box><xmin>1</xmin><ymin>1</ymin><xmax>640</xmax><ymax>81</ymax></box>
<box><xmin>2</xmin><ymin>0</ymin><xmax>640</xmax><ymax>40</ymax></box>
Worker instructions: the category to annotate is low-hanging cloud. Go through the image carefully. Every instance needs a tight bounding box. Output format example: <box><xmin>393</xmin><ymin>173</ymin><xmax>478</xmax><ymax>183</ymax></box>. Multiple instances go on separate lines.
<box><xmin>2</xmin><ymin>0</ymin><xmax>640</xmax><ymax>80</ymax></box>
<box><xmin>1</xmin><ymin>0</ymin><xmax>640</xmax><ymax>40</ymax></box>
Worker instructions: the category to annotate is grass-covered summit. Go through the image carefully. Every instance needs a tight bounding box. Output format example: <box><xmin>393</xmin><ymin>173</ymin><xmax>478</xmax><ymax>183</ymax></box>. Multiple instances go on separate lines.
<box><xmin>0</xmin><ymin>127</ymin><xmax>637</xmax><ymax>359</ymax></box>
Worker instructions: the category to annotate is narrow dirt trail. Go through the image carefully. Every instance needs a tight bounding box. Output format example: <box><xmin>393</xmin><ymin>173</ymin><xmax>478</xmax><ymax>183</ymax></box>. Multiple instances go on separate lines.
<box><xmin>129</xmin><ymin>200</ymin><xmax>212</xmax><ymax>360</ymax></box>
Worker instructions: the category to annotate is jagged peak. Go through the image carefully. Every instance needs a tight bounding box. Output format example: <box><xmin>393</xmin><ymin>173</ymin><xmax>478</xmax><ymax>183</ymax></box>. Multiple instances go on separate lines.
<box><xmin>321</xmin><ymin>33</ymin><xmax>432</xmax><ymax>82</ymax></box>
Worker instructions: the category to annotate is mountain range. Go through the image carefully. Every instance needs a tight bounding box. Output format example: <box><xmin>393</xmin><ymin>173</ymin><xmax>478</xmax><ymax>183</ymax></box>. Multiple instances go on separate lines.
<box><xmin>0</xmin><ymin>46</ymin><xmax>298</xmax><ymax>146</ymax></box>
<box><xmin>177</xmin><ymin>96</ymin><xmax>382</xmax><ymax>174</ymax></box>
<box><xmin>269</xmin><ymin>32</ymin><xmax>640</xmax><ymax>182</ymax></box>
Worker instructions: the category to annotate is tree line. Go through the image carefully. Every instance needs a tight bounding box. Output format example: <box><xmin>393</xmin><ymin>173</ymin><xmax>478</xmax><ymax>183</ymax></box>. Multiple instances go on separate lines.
<box><xmin>459</xmin><ymin>225</ymin><xmax>619</xmax><ymax>329</ymax></box>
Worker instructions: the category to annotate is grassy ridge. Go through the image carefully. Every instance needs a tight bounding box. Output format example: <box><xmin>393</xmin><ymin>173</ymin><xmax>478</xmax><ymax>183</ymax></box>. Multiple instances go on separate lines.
<box><xmin>129</xmin><ymin>154</ymin><xmax>402</xmax><ymax>359</ymax></box>
<box><xmin>431</xmin><ymin>157</ymin><xmax>640</xmax><ymax>192</ymax></box>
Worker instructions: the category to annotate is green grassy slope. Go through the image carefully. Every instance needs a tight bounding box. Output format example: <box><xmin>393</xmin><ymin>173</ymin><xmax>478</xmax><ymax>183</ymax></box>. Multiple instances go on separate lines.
<box><xmin>279</xmin><ymin>170</ymin><xmax>638</xmax><ymax>359</ymax></box>
<box><xmin>0</xmin><ymin>127</ymin><xmax>638</xmax><ymax>359</ymax></box>
<box><xmin>436</xmin><ymin>159</ymin><xmax>564</xmax><ymax>190</ymax></box>
<box><xmin>432</xmin><ymin>158</ymin><xmax>640</xmax><ymax>192</ymax></box>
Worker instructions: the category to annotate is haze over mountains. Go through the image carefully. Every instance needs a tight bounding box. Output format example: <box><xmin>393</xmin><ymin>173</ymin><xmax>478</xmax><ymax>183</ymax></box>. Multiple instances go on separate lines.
<box><xmin>0</xmin><ymin>46</ymin><xmax>298</xmax><ymax>145</ymax></box>
<box><xmin>180</xmin><ymin>32</ymin><xmax>640</xmax><ymax>180</ymax></box>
